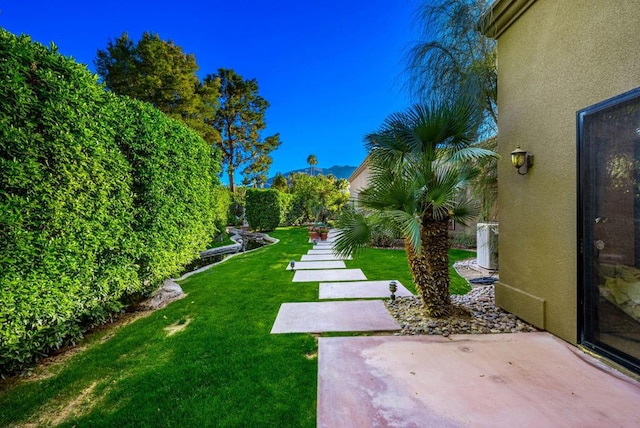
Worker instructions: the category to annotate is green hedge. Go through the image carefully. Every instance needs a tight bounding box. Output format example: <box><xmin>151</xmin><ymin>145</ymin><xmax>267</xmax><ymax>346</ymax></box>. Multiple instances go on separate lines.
<box><xmin>211</xmin><ymin>185</ymin><xmax>232</xmax><ymax>237</ymax></box>
<box><xmin>245</xmin><ymin>188</ymin><xmax>290</xmax><ymax>231</ymax></box>
<box><xmin>277</xmin><ymin>192</ymin><xmax>293</xmax><ymax>226</ymax></box>
<box><xmin>0</xmin><ymin>30</ymin><xmax>223</xmax><ymax>375</ymax></box>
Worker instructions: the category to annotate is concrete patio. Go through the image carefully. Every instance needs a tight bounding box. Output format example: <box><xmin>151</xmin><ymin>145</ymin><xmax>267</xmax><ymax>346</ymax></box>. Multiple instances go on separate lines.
<box><xmin>317</xmin><ymin>333</ymin><xmax>640</xmax><ymax>427</ymax></box>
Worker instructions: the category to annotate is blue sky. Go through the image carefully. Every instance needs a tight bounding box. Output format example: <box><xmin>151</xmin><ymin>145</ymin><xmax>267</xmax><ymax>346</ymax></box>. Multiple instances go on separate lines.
<box><xmin>1</xmin><ymin>0</ymin><xmax>424</xmax><ymax>180</ymax></box>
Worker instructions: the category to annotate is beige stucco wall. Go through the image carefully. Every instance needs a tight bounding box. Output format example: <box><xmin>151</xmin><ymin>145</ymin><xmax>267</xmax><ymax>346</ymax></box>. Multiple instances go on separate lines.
<box><xmin>488</xmin><ymin>0</ymin><xmax>640</xmax><ymax>343</ymax></box>
<box><xmin>348</xmin><ymin>157</ymin><xmax>370</xmax><ymax>202</ymax></box>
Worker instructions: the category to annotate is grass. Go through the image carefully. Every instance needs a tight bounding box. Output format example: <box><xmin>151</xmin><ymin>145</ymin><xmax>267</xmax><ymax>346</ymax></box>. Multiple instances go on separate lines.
<box><xmin>0</xmin><ymin>227</ymin><xmax>474</xmax><ymax>427</ymax></box>
<box><xmin>346</xmin><ymin>247</ymin><xmax>473</xmax><ymax>296</ymax></box>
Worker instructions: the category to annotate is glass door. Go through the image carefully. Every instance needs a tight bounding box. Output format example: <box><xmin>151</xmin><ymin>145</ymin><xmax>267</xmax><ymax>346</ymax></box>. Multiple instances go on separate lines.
<box><xmin>578</xmin><ymin>87</ymin><xmax>640</xmax><ymax>373</ymax></box>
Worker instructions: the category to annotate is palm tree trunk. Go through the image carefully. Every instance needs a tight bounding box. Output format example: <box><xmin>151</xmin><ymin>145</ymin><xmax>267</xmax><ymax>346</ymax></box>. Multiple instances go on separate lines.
<box><xmin>405</xmin><ymin>218</ymin><xmax>452</xmax><ymax>317</ymax></box>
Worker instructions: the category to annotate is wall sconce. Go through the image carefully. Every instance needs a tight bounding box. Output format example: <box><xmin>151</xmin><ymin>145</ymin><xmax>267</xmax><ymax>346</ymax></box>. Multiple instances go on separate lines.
<box><xmin>510</xmin><ymin>146</ymin><xmax>534</xmax><ymax>175</ymax></box>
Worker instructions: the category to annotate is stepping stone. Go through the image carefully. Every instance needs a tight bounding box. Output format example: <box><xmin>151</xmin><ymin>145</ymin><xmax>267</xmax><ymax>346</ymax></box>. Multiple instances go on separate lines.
<box><xmin>308</xmin><ymin>249</ymin><xmax>338</xmax><ymax>255</ymax></box>
<box><xmin>301</xmin><ymin>254</ymin><xmax>352</xmax><ymax>261</ymax></box>
<box><xmin>319</xmin><ymin>280</ymin><xmax>413</xmax><ymax>299</ymax></box>
<box><xmin>286</xmin><ymin>261</ymin><xmax>346</xmax><ymax>270</ymax></box>
<box><xmin>313</xmin><ymin>244</ymin><xmax>335</xmax><ymax>250</ymax></box>
<box><xmin>293</xmin><ymin>269</ymin><xmax>367</xmax><ymax>282</ymax></box>
<box><xmin>270</xmin><ymin>301</ymin><xmax>400</xmax><ymax>334</ymax></box>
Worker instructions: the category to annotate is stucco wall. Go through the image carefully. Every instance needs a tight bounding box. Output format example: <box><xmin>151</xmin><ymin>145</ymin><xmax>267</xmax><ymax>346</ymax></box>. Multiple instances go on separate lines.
<box><xmin>491</xmin><ymin>0</ymin><xmax>640</xmax><ymax>343</ymax></box>
<box><xmin>348</xmin><ymin>158</ymin><xmax>370</xmax><ymax>202</ymax></box>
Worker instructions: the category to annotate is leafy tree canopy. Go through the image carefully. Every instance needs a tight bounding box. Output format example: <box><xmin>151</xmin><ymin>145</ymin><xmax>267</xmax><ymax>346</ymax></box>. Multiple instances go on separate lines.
<box><xmin>95</xmin><ymin>32</ymin><xmax>221</xmax><ymax>146</ymax></box>
<box><xmin>271</xmin><ymin>173</ymin><xmax>289</xmax><ymax>192</ymax></box>
<box><xmin>210</xmin><ymin>68</ymin><xmax>281</xmax><ymax>191</ymax></box>
<box><xmin>288</xmin><ymin>172</ymin><xmax>350</xmax><ymax>223</ymax></box>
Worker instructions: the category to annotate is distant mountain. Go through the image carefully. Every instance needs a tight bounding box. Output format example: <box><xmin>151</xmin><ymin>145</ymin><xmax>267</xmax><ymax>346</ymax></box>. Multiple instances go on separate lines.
<box><xmin>266</xmin><ymin>165</ymin><xmax>357</xmax><ymax>187</ymax></box>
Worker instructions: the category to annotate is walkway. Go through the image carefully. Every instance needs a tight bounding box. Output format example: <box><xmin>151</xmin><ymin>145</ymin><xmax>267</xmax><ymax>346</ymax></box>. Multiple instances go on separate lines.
<box><xmin>271</xmin><ymin>231</ymin><xmax>410</xmax><ymax>334</ymax></box>
<box><xmin>271</xmin><ymin>230</ymin><xmax>640</xmax><ymax>427</ymax></box>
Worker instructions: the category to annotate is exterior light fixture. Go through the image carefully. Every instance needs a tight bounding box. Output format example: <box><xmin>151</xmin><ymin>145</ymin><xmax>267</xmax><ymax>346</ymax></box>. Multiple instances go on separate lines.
<box><xmin>313</xmin><ymin>239</ymin><xmax>318</xmax><ymax>245</ymax></box>
<box><xmin>290</xmin><ymin>260</ymin><xmax>295</xmax><ymax>271</ymax></box>
<box><xmin>511</xmin><ymin>146</ymin><xmax>534</xmax><ymax>175</ymax></box>
<box><xmin>389</xmin><ymin>280</ymin><xmax>398</xmax><ymax>302</ymax></box>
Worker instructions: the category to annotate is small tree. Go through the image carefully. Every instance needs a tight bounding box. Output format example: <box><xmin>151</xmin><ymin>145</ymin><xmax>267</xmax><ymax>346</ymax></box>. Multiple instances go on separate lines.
<box><xmin>334</xmin><ymin>97</ymin><xmax>495</xmax><ymax>317</ymax></box>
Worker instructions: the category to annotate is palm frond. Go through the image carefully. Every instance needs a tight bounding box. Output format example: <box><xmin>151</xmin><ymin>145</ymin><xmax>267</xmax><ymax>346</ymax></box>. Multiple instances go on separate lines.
<box><xmin>333</xmin><ymin>210</ymin><xmax>372</xmax><ymax>257</ymax></box>
<box><xmin>382</xmin><ymin>210</ymin><xmax>422</xmax><ymax>254</ymax></box>
<box><xmin>448</xmin><ymin>194</ymin><xmax>479</xmax><ymax>225</ymax></box>
<box><xmin>446</xmin><ymin>146</ymin><xmax>496</xmax><ymax>163</ymax></box>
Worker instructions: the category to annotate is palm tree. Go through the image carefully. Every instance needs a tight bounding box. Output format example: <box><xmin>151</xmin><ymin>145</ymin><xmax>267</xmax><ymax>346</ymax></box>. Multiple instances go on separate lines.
<box><xmin>334</xmin><ymin>98</ymin><xmax>495</xmax><ymax>317</ymax></box>
<box><xmin>306</xmin><ymin>154</ymin><xmax>318</xmax><ymax>176</ymax></box>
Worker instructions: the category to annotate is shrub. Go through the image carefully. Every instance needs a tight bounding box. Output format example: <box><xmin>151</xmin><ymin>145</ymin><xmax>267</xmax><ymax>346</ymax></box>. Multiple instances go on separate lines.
<box><xmin>245</xmin><ymin>188</ymin><xmax>280</xmax><ymax>231</ymax></box>
<box><xmin>0</xmin><ymin>30</ymin><xmax>222</xmax><ymax>375</ymax></box>
<box><xmin>113</xmin><ymin>97</ymin><xmax>219</xmax><ymax>287</ymax></box>
<box><xmin>211</xmin><ymin>185</ymin><xmax>232</xmax><ymax>234</ymax></box>
<box><xmin>277</xmin><ymin>192</ymin><xmax>293</xmax><ymax>226</ymax></box>
<box><xmin>285</xmin><ymin>194</ymin><xmax>307</xmax><ymax>225</ymax></box>
<box><xmin>450</xmin><ymin>232</ymin><xmax>477</xmax><ymax>249</ymax></box>
<box><xmin>0</xmin><ymin>31</ymin><xmax>139</xmax><ymax>373</ymax></box>
<box><xmin>245</xmin><ymin>188</ymin><xmax>291</xmax><ymax>231</ymax></box>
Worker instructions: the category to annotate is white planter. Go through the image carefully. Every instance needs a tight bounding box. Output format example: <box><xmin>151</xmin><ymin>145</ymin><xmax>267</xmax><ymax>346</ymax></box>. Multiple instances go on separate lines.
<box><xmin>477</xmin><ymin>222</ymin><xmax>499</xmax><ymax>270</ymax></box>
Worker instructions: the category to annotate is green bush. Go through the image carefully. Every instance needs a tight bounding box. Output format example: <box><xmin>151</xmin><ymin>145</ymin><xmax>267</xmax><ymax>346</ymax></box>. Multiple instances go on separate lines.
<box><xmin>277</xmin><ymin>192</ymin><xmax>293</xmax><ymax>226</ymax></box>
<box><xmin>245</xmin><ymin>188</ymin><xmax>285</xmax><ymax>231</ymax></box>
<box><xmin>113</xmin><ymin>97</ymin><xmax>219</xmax><ymax>287</ymax></box>
<box><xmin>285</xmin><ymin>194</ymin><xmax>306</xmax><ymax>225</ymax></box>
<box><xmin>0</xmin><ymin>30</ymin><xmax>223</xmax><ymax>375</ymax></box>
<box><xmin>211</xmin><ymin>185</ymin><xmax>232</xmax><ymax>234</ymax></box>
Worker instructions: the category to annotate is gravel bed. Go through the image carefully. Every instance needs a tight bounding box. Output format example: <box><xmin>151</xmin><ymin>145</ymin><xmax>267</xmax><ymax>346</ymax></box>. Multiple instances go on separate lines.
<box><xmin>385</xmin><ymin>285</ymin><xmax>537</xmax><ymax>336</ymax></box>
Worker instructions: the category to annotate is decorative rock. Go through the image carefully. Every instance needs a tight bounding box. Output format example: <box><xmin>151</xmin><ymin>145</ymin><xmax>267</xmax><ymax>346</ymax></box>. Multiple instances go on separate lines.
<box><xmin>135</xmin><ymin>279</ymin><xmax>185</xmax><ymax>311</ymax></box>
<box><xmin>385</xmin><ymin>285</ymin><xmax>537</xmax><ymax>336</ymax></box>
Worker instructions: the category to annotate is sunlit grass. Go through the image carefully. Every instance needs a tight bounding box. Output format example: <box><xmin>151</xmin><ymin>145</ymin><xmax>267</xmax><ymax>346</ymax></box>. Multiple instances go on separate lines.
<box><xmin>0</xmin><ymin>227</ymin><xmax>474</xmax><ymax>427</ymax></box>
<box><xmin>346</xmin><ymin>246</ymin><xmax>474</xmax><ymax>295</ymax></box>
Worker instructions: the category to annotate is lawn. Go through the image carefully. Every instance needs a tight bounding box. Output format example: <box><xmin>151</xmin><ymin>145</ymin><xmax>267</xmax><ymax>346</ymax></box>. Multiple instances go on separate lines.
<box><xmin>0</xmin><ymin>227</ymin><xmax>474</xmax><ymax>427</ymax></box>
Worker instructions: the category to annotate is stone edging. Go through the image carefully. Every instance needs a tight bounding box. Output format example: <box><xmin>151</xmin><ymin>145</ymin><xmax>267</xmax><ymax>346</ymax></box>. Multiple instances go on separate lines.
<box><xmin>174</xmin><ymin>232</ymin><xmax>279</xmax><ymax>281</ymax></box>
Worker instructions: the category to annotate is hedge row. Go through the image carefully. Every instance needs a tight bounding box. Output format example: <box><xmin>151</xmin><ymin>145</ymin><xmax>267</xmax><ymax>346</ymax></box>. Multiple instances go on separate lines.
<box><xmin>0</xmin><ymin>30</ymin><xmax>225</xmax><ymax>375</ymax></box>
<box><xmin>245</xmin><ymin>189</ymin><xmax>292</xmax><ymax>231</ymax></box>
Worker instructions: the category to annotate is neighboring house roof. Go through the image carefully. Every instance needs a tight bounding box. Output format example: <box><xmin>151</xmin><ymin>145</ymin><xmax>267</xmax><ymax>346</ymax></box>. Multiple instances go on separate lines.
<box><xmin>480</xmin><ymin>0</ymin><xmax>537</xmax><ymax>38</ymax></box>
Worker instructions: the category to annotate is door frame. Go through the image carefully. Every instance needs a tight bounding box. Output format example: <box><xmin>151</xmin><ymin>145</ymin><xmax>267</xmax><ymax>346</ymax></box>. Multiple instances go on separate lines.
<box><xmin>577</xmin><ymin>86</ymin><xmax>640</xmax><ymax>373</ymax></box>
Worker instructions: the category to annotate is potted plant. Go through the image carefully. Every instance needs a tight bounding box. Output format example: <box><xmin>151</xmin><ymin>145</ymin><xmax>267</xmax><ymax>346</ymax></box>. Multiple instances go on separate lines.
<box><xmin>318</xmin><ymin>226</ymin><xmax>329</xmax><ymax>241</ymax></box>
<box><xmin>308</xmin><ymin>225</ymin><xmax>320</xmax><ymax>240</ymax></box>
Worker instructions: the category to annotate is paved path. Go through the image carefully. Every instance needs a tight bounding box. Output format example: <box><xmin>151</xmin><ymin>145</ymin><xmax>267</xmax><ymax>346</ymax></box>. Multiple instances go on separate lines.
<box><xmin>285</xmin><ymin>260</ymin><xmax>346</xmax><ymax>270</ymax></box>
<box><xmin>320</xmin><ymin>280</ymin><xmax>413</xmax><ymax>299</ymax></box>
<box><xmin>301</xmin><ymin>254</ymin><xmax>351</xmax><ymax>261</ymax></box>
<box><xmin>272</xmin><ymin>230</ymin><xmax>406</xmax><ymax>332</ymax></box>
<box><xmin>271</xmin><ymin>230</ymin><xmax>640</xmax><ymax>426</ymax></box>
<box><xmin>270</xmin><ymin>301</ymin><xmax>400</xmax><ymax>334</ymax></box>
<box><xmin>292</xmin><ymin>269</ymin><xmax>367</xmax><ymax>282</ymax></box>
